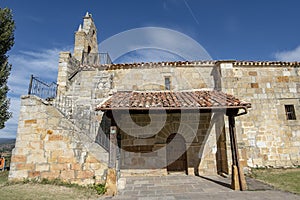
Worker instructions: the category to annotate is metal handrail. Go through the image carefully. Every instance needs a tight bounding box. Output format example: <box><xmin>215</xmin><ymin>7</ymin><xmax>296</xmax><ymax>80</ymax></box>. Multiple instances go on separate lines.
<box><xmin>82</xmin><ymin>52</ymin><xmax>112</xmax><ymax>66</ymax></box>
<box><xmin>28</xmin><ymin>75</ymin><xmax>57</xmax><ymax>100</ymax></box>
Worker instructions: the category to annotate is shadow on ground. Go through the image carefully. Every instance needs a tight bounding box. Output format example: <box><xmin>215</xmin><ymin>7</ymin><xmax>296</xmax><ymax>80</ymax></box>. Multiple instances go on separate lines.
<box><xmin>197</xmin><ymin>175</ymin><xmax>274</xmax><ymax>191</ymax></box>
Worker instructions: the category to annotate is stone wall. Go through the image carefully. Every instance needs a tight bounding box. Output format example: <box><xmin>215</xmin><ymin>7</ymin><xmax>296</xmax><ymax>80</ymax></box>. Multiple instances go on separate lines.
<box><xmin>221</xmin><ymin>63</ymin><xmax>300</xmax><ymax>168</ymax></box>
<box><xmin>61</xmin><ymin>63</ymin><xmax>217</xmax><ymax>100</ymax></box>
<box><xmin>9</xmin><ymin>95</ymin><xmax>108</xmax><ymax>185</ymax></box>
<box><xmin>111</xmin><ymin>65</ymin><xmax>216</xmax><ymax>91</ymax></box>
<box><xmin>114</xmin><ymin>111</ymin><xmax>227</xmax><ymax>175</ymax></box>
<box><xmin>57</xmin><ymin>52</ymin><xmax>80</xmax><ymax>94</ymax></box>
<box><xmin>62</xmin><ymin>69</ymin><xmax>113</xmax><ymax>140</ymax></box>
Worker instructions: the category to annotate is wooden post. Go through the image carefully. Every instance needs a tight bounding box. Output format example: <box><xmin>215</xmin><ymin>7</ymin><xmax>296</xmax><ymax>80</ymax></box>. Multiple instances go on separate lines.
<box><xmin>216</xmin><ymin>115</ymin><xmax>229</xmax><ymax>175</ymax></box>
<box><xmin>109</xmin><ymin>126</ymin><xmax>117</xmax><ymax>168</ymax></box>
<box><xmin>105</xmin><ymin>125</ymin><xmax>118</xmax><ymax>196</ymax></box>
<box><xmin>228</xmin><ymin>114</ymin><xmax>247</xmax><ymax>191</ymax></box>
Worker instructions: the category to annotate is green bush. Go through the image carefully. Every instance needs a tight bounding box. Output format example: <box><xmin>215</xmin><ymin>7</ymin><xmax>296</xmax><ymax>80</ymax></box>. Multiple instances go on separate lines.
<box><xmin>92</xmin><ymin>183</ymin><xmax>106</xmax><ymax>195</ymax></box>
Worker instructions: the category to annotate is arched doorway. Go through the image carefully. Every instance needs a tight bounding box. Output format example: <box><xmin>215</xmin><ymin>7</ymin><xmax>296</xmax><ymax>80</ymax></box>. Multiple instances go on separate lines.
<box><xmin>166</xmin><ymin>133</ymin><xmax>187</xmax><ymax>173</ymax></box>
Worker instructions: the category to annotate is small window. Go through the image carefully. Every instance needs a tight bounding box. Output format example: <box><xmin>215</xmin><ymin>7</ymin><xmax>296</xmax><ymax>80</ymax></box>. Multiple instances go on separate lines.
<box><xmin>87</xmin><ymin>46</ymin><xmax>92</xmax><ymax>54</ymax></box>
<box><xmin>285</xmin><ymin>105</ymin><xmax>297</xmax><ymax>120</ymax></box>
<box><xmin>165</xmin><ymin>77</ymin><xmax>171</xmax><ymax>90</ymax></box>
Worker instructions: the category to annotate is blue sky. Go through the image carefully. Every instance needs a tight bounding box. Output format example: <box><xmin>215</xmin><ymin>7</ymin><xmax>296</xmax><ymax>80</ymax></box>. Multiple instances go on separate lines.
<box><xmin>1</xmin><ymin>0</ymin><xmax>300</xmax><ymax>138</ymax></box>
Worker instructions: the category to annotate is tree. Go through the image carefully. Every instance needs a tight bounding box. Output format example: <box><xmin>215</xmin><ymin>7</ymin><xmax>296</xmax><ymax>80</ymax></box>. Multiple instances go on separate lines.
<box><xmin>0</xmin><ymin>8</ymin><xmax>15</xmax><ymax>129</ymax></box>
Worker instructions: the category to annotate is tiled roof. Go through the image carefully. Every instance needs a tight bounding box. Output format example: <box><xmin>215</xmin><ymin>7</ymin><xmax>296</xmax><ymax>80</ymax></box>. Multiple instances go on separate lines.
<box><xmin>232</xmin><ymin>61</ymin><xmax>300</xmax><ymax>66</ymax></box>
<box><xmin>82</xmin><ymin>60</ymin><xmax>300</xmax><ymax>70</ymax></box>
<box><xmin>96</xmin><ymin>90</ymin><xmax>251</xmax><ymax>111</ymax></box>
<box><xmin>105</xmin><ymin>61</ymin><xmax>216</xmax><ymax>70</ymax></box>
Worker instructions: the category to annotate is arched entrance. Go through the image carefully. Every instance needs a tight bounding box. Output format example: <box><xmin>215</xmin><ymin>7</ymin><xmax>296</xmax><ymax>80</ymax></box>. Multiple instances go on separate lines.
<box><xmin>166</xmin><ymin>133</ymin><xmax>187</xmax><ymax>173</ymax></box>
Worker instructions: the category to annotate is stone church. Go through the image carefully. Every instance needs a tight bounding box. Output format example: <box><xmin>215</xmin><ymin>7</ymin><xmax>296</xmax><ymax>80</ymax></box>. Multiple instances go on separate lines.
<box><xmin>9</xmin><ymin>13</ymin><xmax>300</xmax><ymax>190</ymax></box>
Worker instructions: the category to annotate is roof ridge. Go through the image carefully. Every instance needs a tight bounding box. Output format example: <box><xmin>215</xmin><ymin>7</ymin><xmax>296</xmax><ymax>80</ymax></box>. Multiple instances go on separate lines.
<box><xmin>114</xmin><ymin>89</ymin><xmax>215</xmax><ymax>94</ymax></box>
<box><xmin>82</xmin><ymin>60</ymin><xmax>300</xmax><ymax>70</ymax></box>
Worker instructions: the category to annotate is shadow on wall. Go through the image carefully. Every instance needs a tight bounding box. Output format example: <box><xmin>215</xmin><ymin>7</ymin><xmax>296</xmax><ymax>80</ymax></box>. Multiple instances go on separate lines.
<box><xmin>95</xmin><ymin>114</ymin><xmax>111</xmax><ymax>152</ymax></box>
<box><xmin>94</xmin><ymin>110</ymin><xmax>228</xmax><ymax>175</ymax></box>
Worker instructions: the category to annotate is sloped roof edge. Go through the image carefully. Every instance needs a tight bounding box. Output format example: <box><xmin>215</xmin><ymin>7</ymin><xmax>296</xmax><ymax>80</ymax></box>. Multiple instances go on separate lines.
<box><xmin>96</xmin><ymin>90</ymin><xmax>251</xmax><ymax>111</ymax></box>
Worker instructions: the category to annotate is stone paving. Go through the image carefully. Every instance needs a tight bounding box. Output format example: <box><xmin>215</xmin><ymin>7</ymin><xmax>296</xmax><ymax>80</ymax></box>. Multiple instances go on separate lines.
<box><xmin>101</xmin><ymin>175</ymin><xmax>300</xmax><ymax>200</ymax></box>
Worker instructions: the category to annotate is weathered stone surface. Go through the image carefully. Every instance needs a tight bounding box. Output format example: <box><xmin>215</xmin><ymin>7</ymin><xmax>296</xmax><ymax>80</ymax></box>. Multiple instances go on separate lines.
<box><xmin>118</xmin><ymin>112</ymin><xmax>220</xmax><ymax>175</ymax></box>
<box><xmin>9</xmin><ymin>96</ymin><xmax>108</xmax><ymax>185</ymax></box>
<box><xmin>221</xmin><ymin>64</ymin><xmax>300</xmax><ymax>169</ymax></box>
<box><xmin>11</xmin><ymin>155</ymin><xmax>27</xmax><ymax>163</ymax></box>
<box><xmin>105</xmin><ymin>168</ymin><xmax>117</xmax><ymax>196</ymax></box>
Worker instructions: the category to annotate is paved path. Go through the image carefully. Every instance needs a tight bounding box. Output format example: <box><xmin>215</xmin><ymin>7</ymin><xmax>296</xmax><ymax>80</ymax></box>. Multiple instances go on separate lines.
<box><xmin>102</xmin><ymin>175</ymin><xmax>300</xmax><ymax>200</ymax></box>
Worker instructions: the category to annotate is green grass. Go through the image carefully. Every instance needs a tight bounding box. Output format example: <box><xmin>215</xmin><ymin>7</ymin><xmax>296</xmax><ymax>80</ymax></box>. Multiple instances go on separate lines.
<box><xmin>0</xmin><ymin>170</ymin><xmax>9</xmax><ymax>184</ymax></box>
<box><xmin>0</xmin><ymin>171</ymin><xmax>106</xmax><ymax>200</ymax></box>
<box><xmin>251</xmin><ymin>168</ymin><xmax>300</xmax><ymax>194</ymax></box>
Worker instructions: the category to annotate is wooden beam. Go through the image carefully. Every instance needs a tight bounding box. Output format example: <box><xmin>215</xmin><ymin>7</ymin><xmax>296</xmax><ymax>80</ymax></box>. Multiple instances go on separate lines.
<box><xmin>228</xmin><ymin>114</ymin><xmax>247</xmax><ymax>191</ymax></box>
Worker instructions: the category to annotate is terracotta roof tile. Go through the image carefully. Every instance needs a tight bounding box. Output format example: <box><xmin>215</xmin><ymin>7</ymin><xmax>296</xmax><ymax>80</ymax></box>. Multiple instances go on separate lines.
<box><xmin>82</xmin><ymin>61</ymin><xmax>216</xmax><ymax>70</ymax></box>
<box><xmin>96</xmin><ymin>90</ymin><xmax>251</xmax><ymax>111</ymax></box>
<box><xmin>82</xmin><ymin>60</ymin><xmax>300</xmax><ymax>71</ymax></box>
<box><xmin>232</xmin><ymin>61</ymin><xmax>300</xmax><ymax>66</ymax></box>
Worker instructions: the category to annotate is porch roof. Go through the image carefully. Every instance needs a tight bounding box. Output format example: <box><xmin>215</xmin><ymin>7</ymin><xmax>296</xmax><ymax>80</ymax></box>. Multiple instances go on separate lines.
<box><xmin>96</xmin><ymin>90</ymin><xmax>251</xmax><ymax>111</ymax></box>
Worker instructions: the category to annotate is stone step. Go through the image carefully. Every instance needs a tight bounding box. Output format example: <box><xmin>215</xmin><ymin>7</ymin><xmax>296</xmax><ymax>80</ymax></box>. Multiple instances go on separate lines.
<box><xmin>120</xmin><ymin>169</ymin><xmax>167</xmax><ymax>177</ymax></box>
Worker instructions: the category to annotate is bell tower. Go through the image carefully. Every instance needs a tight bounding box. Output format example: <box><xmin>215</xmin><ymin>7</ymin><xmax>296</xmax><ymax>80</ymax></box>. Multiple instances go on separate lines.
<box><xmin>74</xmin><ymin>12</ymin><xmax>99</xmax><ymax>62</ymax></box>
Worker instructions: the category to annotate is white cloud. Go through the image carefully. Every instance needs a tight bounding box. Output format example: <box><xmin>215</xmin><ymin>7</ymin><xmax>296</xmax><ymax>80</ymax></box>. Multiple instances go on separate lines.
<box><xmin>274</xmin><ymin>46</ymin><xmax>300</xmax><ymax>61</ymax></box>
<box><xmin>0</xmin><ymin>48</ymin><xmax>64</xmax><ymax>138</ymax></box>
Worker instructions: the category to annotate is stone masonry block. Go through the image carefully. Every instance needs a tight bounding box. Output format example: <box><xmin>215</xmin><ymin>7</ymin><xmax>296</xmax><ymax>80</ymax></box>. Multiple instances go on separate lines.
<box><xmin>16</xmin><ymin>163</ymin><xmax>35</xmax><ymax>171</ymax></box>
<box><xmin>86</xmin><ymin>155</ymin><xmax>99</xmax><ymax>163</ymax></box>
<box><xmin>41</xmin><ymin>171</ymin><xmax>60</xmax><ymax>180</ymax></box>
<box><xmin>11</xmin><ymin>155</ymin><xmax>27</xmax><ymax>163</ymax></box>
<box><xmin>24</xmin><ymin>119</ymin><xmax>37</xmax><ymax>125</ymax></box>
<box><xmin>58</xmin><ymin>156</ymin><xmax>76</xmax><ymax>164</ymax></box>
<box><xmin>28</xmin><ymin>141</ymin><xmax>43</xmax><ymax>150</ymax></box>
<box><xmin>20</xmin><ymin>133</ymin><xmax>40</xmax><ymax>141</ymax></box>
<box><xmin>48</xmin><ymin>150</ymin><xmax>63</xmax><ymax>162</ymax></box>
<box><xmin>251</xmin><ymin>83</ymin><xmax>259</xmax><ymax>88</ymax></box>
<box><xmin>89</xmin><ymin>163</ymin><xmax>103</xmax><ymax>170</ymax></box>
<box><xmin>248</xmin><ymin>71</ymin><xmax>257</xmax><ymax>76</ymax></box>
<box><xmin>76</xmin><ymin>170</ymin><xmax>94</xmax><ymax>179</ymax></box>
<box><xmin>28</xmin><ymin>171</ymin><xmax>41</xmax><ymax>179</ymax></box>
<box><xmin>44</xmin><ymin>141</ymin><xmax>67</xmax><ymax>151</ymax></box>
<box><xmin>71</xmin><ymin>163</ymin><xmax>82</xmax><ymax>171</ymax></box>
<box><xmin>60</xmin><ymin>170</ymin><xmax>75</xmax><ymax>180</ymax></box>
<box><xmin>48</xmin><ymin>135</ymin><xmax>64</xmax><ymax>141</ymax></box>
<box><xmin>50</xmin><ymin>163</ymin><xmax>70</xmax><ymax>171</ymax></box>
<box><xmin>9</xmin><ymin>170</ymin><xmax>29</xmax><ymax>180</ymax></box>
<box><xmin>27</xmin><ymin>153</ymin><xmax>47</xmax><ymax>163</ymax></box>
<box><xmin>35</xmin><ymin>163</ymin><xmax>50</xmax><ymax>172</ymax></box>
<box><xmin>276</xmin><ymin>76</ymin><xmax>289</xmax><ymax>82</ymax></box>
<box><xmin>12</xmin><ymin>147</ymin><xmax>31</xmax><ymax>155</ymax></box>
